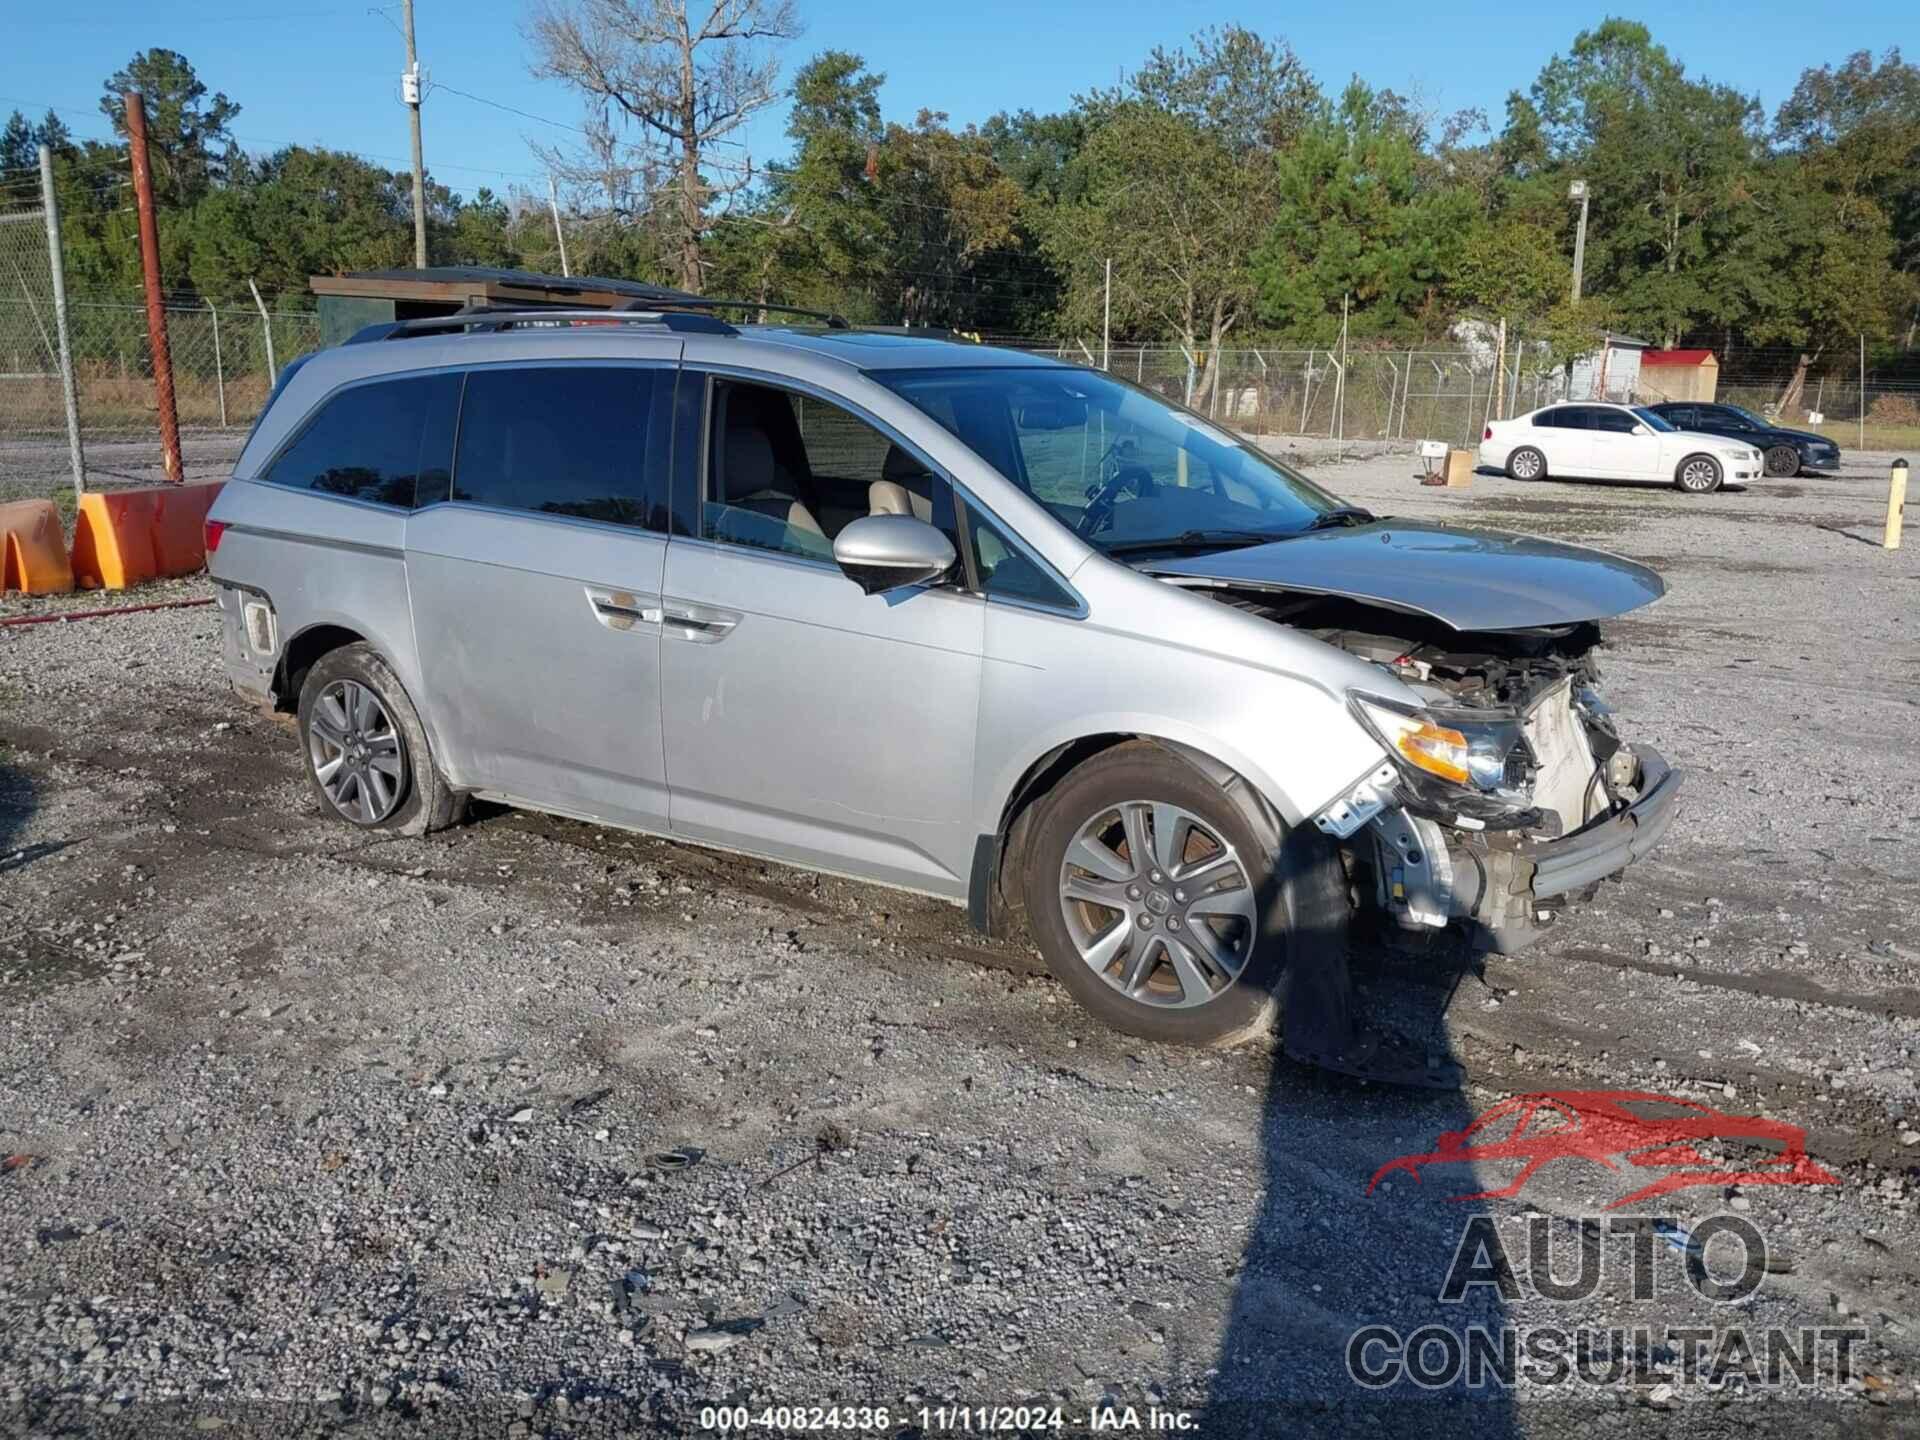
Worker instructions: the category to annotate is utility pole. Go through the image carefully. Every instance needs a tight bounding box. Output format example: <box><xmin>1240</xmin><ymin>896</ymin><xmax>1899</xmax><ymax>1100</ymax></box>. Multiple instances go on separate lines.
<box><xmin>124</xmin><ymin>91</ymin><xmax>183</xmax><ymax>484</ymax></box>
<box><xmin>1101</xmin><ymin>258</ymin><xmax>1111</xmax><ymax>372</ymax></box>
<box><xmin>402</xmin><ymin>0</ymin><xmax>428</xmax><ymax>269</ymax></box>
<box><xmin>1569</xmin><ymin>179</ymin><xmax>1590</xmax><ymax>304</ymax></box>
<box><xmin>548</xmin><ymin>175</ymin><xmax>571</xmax><ymax>277</ymax></box>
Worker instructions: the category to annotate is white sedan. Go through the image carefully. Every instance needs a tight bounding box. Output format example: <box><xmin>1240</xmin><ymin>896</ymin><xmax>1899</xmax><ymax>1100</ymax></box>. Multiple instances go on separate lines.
<box><xmin>1479</xmin><ymin>402</ymin><xmax>1763</xmax><ymax>494</ymax></box>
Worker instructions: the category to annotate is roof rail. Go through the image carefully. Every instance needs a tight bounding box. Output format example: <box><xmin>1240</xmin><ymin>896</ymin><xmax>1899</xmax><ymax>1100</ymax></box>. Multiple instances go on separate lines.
<box><xmin>622</xmin><ymin>296</ymin><xmax>851</xmax><ymax>329</ymax></box>
<box><xmin>344</xmin><ymin>307</ymin><xmax>736</xmax><ymax>344</ymax></box>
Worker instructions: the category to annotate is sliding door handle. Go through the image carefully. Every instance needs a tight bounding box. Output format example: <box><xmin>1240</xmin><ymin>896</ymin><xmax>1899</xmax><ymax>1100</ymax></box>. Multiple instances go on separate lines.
<box><xmin>586</xmin><ymin>588</ymin><xmax>662</xmax><ymax>632</ymax></box>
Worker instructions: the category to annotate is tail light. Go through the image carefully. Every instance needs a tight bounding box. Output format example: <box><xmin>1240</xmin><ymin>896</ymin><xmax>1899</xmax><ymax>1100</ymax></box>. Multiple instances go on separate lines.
<box><xmin>204</xmin><ymin>519</ymin><xmax>227</xmax><ymax>553</ymax></box>
<box><xmin>1483</xmin><ymin>426</ymin><xmax>1493</xmax><ymax>440</ymax></box>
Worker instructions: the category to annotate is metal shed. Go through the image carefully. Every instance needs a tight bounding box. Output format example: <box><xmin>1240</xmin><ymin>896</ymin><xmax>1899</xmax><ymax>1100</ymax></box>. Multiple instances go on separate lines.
<box><xmin>1568</xmin><ymin>333</ymin><xmax>1649</xmax><ymax>403</ymax></box>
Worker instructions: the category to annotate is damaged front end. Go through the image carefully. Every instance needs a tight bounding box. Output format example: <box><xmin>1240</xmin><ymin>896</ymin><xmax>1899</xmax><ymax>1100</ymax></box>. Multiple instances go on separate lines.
<box><xmin>1245</xmin><ymin>594</ymin><xmax>1678</xmax><ymax>951</ymax></box>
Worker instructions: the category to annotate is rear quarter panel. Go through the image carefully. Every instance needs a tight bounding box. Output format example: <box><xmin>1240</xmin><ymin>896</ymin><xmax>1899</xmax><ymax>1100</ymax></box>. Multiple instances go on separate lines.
<box><xmin>208</xmin><ymin>479</ymin><xmax>424</xmax><ymax>718</ymax></box>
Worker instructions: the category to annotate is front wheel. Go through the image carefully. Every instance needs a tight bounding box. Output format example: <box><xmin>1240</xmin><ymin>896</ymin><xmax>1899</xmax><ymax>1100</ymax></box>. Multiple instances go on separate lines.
<box><xmin>1763</xmin><ymin>444</ymin><xmax>1800</xmax><ymax>477</ymax></box>
<box><xmin>1674</xmin><ymin>454</ymin><xmax>1723</xmax><ymax>494</ymax></box>
<box><xmin>1020</xmin><ymin>743</ymin><xmax>1341</xmax><ymax>1047</ymax></box>
<box><xmin>1506</xmin><ymin>446</ymin><xmax>1547</xmax><ymax>482</ymax></box>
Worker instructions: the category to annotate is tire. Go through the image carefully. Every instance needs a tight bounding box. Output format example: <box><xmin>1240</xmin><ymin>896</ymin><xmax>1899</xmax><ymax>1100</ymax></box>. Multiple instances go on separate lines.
<box><xmin>1763</xmin><ymin>444</ymin><xmax>1800</xmax><ymax>478</ymax></box>
<box><xmin>1506</xmin><ymin>446</ymin><xmax>1547</xmax><ymax>482</ymax></box>
<box><xmin>1674</xmin><ymin>454</ymin><xmax>1723</xmax><ymax>494</ymax></box>
<box><xmin>1021</xmin><ymin>742</ymin><xmax>1346</xmax><ymax>1047</ymax></box>
<box><xmin>296</xmin><ymin>642</ymin><xmax>464</xmax><ymax>837</ymax></box>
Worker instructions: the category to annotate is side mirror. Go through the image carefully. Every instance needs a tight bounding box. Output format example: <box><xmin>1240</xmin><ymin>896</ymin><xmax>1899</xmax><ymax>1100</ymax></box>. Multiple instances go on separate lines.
<box><xmin>1632</xmin><ymin>423</ymin><xmax>1651</xmax><ymax>436</ymax></box>
<box><xmin>832</xmin><ymin>514</ymin><xmax>957</xmax><ymax>596</ymax></box>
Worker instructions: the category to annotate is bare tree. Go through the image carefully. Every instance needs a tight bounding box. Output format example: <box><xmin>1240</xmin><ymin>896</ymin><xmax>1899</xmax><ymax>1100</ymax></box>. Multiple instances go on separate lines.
<box><xmin>527</xmin><ymin>0</ymin><xmax>802</xmax><ymax>291</ymax></box>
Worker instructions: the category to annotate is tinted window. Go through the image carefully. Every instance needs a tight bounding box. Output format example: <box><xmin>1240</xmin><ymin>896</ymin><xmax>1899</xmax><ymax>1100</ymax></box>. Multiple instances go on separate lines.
<box><xmin>1591</xmin><ymin>408</ymin><xmax>1638</xmax><ymax>434</ymax></box>
<box><xmin>452</xmin><ymin>365</ymin><xmax>664</xmax><ymax>528</ymax></box>
<box><xmin>965</xmin><ymin>505</ymin><xmax>1078</xmax><ymax>611</ymax></box>
<box><xmin>1663</xmin><ymin>406</ymin><xmax>1696</xmax><ymax>427</ymax></box>
<box><xmin>1533</xmin><ymin>408</ymin><xmax>1582</xmax><ymax>429</ymax></box>
<box><xmin>1703</xmin><ymin>406</ymin><xmax>1752</xmax><ymax>429</ymax></box>
<box><xmin>265</xmin><ymin>373</ymin><xmax>458</xmax><ymax>507</ymax></box>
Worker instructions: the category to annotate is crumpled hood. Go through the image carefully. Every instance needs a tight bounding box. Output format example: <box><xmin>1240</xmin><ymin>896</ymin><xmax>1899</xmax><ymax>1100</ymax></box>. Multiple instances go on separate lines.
<box><xmin>1148</xmin><ymin>520</ymin><xmax>1666</xmax><ymax>632</ymax></box>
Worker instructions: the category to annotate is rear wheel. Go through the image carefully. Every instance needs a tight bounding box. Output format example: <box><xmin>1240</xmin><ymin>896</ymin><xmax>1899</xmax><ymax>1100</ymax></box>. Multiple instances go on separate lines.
<box><xmin>1675</xmin><ymin>454</ymin><xmax>1723</xmax><ymax>494</ymax></box>
<box><xmin>1506</xmin><ymin>446</ymin><xmax>1547</xmax><ymax>481</ymax></box>
<box><xmin>1763</xmin><ymin>443</ymin><xmax>1800</xmax><ymax>477</ymax></box>
<box><xmin>1021</xmin><ymin>743</ymin><xmax>1341</xmax><ymax>1047</ymax></box>
<box><xmin>297</xmin><ymin>643</ymin><xmax>464</xmax><ymax>836</ymax></box>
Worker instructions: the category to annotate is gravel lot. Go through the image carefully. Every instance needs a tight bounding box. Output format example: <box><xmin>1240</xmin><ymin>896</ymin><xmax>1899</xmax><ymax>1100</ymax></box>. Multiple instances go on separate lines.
<box><xmin>2</xmin><ymin>447</ymin><xmax>1918</xmax><ymax>1437</ymax></box>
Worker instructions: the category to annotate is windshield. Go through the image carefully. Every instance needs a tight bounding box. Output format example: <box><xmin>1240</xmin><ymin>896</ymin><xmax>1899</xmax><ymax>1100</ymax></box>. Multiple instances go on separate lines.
<box><xmin>871</xmin><ymin>365</ymin><xmax>1345</xmax><ymax>553</ymax></box>
<box><xmin>1631</xmin><ymin>406</ymin><xmax>1676</xmax><ymax>432</ymax></box>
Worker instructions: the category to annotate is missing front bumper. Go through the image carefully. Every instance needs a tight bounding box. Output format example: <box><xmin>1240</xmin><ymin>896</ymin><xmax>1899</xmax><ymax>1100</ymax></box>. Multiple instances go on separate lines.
<box><xmin>1522</xmin><ymin>749</ymin><xmax>1680</xmax><ymax>898</ymax></box>
<box><xmin>1365</xmin><ymin>749</ymin><xmax>1682</xmax><ymax>950</ymax></box>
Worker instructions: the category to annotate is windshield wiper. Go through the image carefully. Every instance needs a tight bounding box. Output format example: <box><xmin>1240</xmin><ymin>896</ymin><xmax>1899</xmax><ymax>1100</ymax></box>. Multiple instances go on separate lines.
<box><xmin>1103</xmin><ymin>528</ymin><xmax>1284</xmax><ymax>556</ymax></box>
<box><xmin>1303</xmin><ymin>506</ymin><xmax>1377</xmax><ymax>530</ymax></box>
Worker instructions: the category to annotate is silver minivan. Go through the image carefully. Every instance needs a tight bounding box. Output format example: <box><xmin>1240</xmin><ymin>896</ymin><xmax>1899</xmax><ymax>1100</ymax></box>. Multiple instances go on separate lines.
<box><xmin>208</xmin><ymin>308</ymin><xmax>1679</xmax><ymax>1075</ymax></box>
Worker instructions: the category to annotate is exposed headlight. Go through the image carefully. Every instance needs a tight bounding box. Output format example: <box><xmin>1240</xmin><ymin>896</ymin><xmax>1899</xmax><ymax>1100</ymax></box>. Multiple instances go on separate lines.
<box><xmin>1351</xmin><ymin>693</ymin><xmax>1523</xmax><ymax>793</ymax></box>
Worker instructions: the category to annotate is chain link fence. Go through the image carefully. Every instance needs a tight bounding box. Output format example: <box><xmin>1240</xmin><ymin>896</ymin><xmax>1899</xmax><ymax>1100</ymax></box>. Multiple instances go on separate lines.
<box><xmin>993</xmin><ymin>341</ymin><xmax>1571</xmax><ymax>451</ymax></box>
<box><xmin>1005</xmin><ymin>340</ymin><xmax>1920</xmax><ymax>456</ymax></box>
<box><xmin>0</xmin><ymin>163</ymin><xmax>74</xmax><ymax>508</ymax></box>
<box><xmin>0</xmin><ymin>294</ymin><xmax>321</xmax><ymax>502</ymax></box>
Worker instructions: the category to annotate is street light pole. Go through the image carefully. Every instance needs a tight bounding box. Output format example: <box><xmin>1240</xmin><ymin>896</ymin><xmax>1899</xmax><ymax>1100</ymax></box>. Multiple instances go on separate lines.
<box><xmin>1569</xmin><ymin>179</ymin><xmax>1590</xmax><ymax>304</ymax></box>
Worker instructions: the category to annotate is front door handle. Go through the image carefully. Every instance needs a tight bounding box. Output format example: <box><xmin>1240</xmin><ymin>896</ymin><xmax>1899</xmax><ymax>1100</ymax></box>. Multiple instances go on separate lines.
<box><xmin>661</xmin><ymin>599</ymin><xmax>740</xmax><ymax>645</ymax></box>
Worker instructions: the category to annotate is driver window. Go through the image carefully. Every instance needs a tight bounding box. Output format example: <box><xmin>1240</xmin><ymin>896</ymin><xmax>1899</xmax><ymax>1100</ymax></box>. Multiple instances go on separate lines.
<box><xmin>1592</xmin><ymin>409</ymin><xmax>1638</xmax><ymax>434</ymax></box>
<box><xmin>702</xmin><ymin>377</ymin><xmax>956</xmax><ymax>562</ymax></box>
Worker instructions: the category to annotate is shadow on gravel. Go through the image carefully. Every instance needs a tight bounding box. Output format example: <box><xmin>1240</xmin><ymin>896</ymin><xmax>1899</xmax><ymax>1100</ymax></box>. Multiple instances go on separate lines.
<box><xmin>1206</xmin><ymin>900</ymin><xmax>1515</xmax><ymax>1437</ymax></box>
<box><xmin>0</xmin><ymin>754</ymin><xmax>38</xmax><ymax>866</ymax></box>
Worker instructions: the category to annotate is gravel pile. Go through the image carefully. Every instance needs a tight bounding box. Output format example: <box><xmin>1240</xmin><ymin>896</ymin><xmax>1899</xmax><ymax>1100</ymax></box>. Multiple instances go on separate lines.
<box><xmin>2</xmin><ymin>449</ymin><xmax>1917</xmax><ymax>1436</ymax></box>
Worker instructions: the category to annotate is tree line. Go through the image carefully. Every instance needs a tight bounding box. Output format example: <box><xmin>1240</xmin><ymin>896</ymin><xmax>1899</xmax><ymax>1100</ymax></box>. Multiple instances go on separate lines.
<box><xmin>5</xmin><ymin>18</ymin><xmax>1917</xmax><ymax>409</ymax></box>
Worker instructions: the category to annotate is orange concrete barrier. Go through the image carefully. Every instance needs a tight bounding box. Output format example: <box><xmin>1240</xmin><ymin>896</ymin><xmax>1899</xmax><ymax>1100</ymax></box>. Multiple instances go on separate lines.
<box><xmin>70</xmin><ymin>481</ymin><xmax>224</xmax><ymax>589</ymax></box>
<box><xmin>0</xmin><ymin>499</ymin><xmax>76</xmax><ymax>595</ymax></box>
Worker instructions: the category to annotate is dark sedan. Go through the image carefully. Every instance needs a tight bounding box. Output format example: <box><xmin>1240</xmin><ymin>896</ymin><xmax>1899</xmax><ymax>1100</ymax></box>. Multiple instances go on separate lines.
<box><xmin>1645</xmin><ymin>401</ymin><xmax>1842</xmax><ymax>477</ymax></box>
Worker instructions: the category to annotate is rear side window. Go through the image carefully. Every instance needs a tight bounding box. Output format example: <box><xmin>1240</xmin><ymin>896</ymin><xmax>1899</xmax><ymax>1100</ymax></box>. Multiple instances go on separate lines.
<box><xmin>264</xmin><ymin>372</ymin><xmax>459</xmax><ymax>507</ymax></box>
<box><xmin>452</xmin><ymin>365</ymin><xmax>667</xmax><ymax>529</ymax></box>
<box><xmin>1532</xmin><ymin>408</ymin><xmax>1576</xmax><ymax>429</ymax></box>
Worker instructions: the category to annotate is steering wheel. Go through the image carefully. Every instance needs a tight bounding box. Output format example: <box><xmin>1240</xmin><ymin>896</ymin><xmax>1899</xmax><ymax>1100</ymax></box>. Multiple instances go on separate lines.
<box><xmin>1077</xmin><ymin>463</ymin><xmax>1159</xmax><ymax>537</ymax></box>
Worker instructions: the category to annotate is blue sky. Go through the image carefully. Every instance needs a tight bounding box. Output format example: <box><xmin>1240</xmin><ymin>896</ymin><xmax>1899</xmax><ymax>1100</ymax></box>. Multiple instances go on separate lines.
<box><xmin>3</xmin><ymin>1</ymin><xmax>1915</xmax><ymax>198</ymax></box>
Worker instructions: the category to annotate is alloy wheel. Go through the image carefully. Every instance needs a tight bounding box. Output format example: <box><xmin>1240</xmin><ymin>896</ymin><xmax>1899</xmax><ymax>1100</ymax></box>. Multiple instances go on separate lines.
<box><xmin>1057</xmin><ymin>800</ymin><xmax>1258</xmax><ymax>1009</ymax></box>
<box><xmin>307</xmin><ymin>679</ymin><xmax>407</xmax><ymax>824</ymax></box>
<box><xmin>1679</xmin><ymin>458</ymin><xmax>1720</xmax><ymax>492</ymax></box>
<box><xmin>1511</xmin><ymin>450</ymin><xmax>1543</xmax><ymax>480</ymax></box>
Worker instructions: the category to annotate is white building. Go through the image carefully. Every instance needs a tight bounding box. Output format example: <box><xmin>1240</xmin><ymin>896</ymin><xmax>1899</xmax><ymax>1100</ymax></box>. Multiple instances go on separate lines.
<box><xmin>1567</xmin><ymin>333</ymin><xmax>1649</xmax><ymax>402</ymax></box>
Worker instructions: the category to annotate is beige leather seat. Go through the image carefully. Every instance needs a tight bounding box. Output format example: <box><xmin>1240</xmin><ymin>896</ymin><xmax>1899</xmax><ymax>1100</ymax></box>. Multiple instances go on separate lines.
<box><xmin>868</xmin><ymin>444</ymin><xmax>935</xmax><ymax>522</ymax></box>
<box><xmin>724</xmin><ymin>414</ymin><xmax>824</xmax><ymax>539</ymax></box>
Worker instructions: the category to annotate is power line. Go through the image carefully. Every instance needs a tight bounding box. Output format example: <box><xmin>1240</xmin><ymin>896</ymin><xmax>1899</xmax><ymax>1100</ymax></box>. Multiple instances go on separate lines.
<box><xmin>431</xmin><ymin>85</ymin><xmax>587</xmax><ymax>136</ymax></box>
